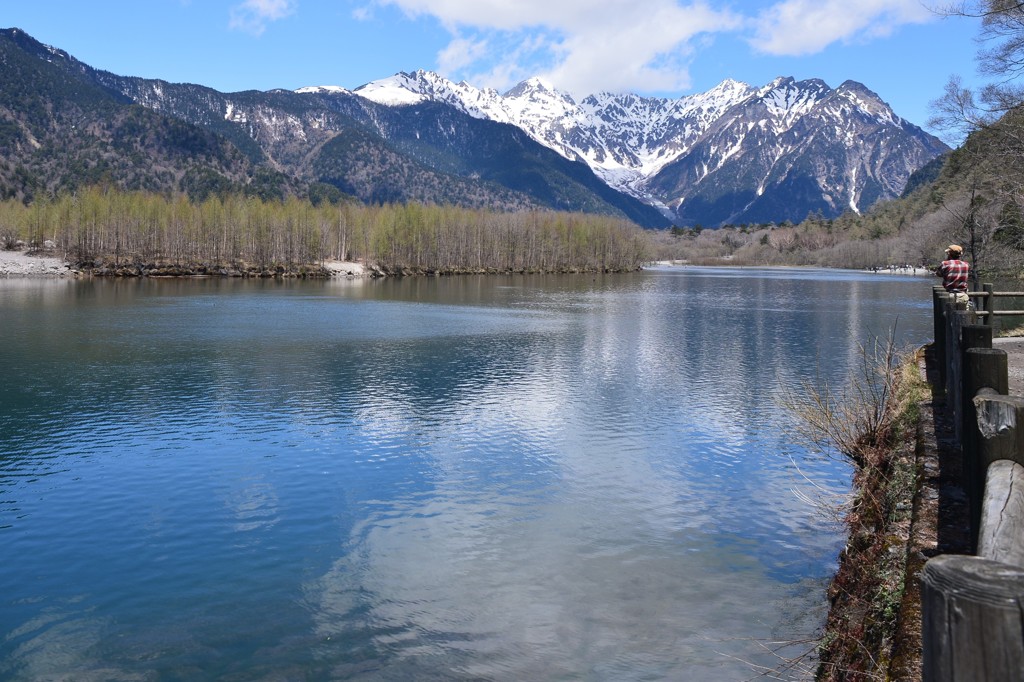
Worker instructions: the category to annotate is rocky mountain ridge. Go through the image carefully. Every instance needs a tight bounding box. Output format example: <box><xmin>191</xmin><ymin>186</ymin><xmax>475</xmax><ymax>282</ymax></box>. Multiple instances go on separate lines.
<box><xmin>348</xmin><ymin>70</ymin><xmax>950</xmax><ymax>225</ymax></box>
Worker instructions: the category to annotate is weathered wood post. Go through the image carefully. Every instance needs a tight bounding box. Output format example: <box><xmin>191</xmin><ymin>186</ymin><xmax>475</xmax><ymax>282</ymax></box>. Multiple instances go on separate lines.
<box><xmin>958</xmin><ymin>325</ymin><xmax>994</xmax><ymax>445</ymax></box>
<box><xmin>978</xmin><ymin>460</ymin><xmax>1024</xmax><ymax>567</ymax></box>
<box><xmin>983</xmin><ymin>283</ymin><xmax>995</xmax><ymax>328</ymax></box>
<box><xmin>945</xmin><ymin>305</ymin><xmax>972</xmax><ymax>423</ymax></box>
<box><xmin>924</xmin><ymin>460</ymin><xmax>1024</xmax><ymax>681</ymax></box>
<box><xmin>934</xmin><ymin>287</ymin><xmax>949</xmax><ymax>386</ymax></box>
<box><xmin>965</xmin><ymin>351</ymin><xmax>1011</xmax><ymax>550</ymax></box>
<box><xmin>974</xmin><ymin>392</ymin><xmax>1024</xmax><ymax>470</ymax></box>
<box><xmin>944</xmin><ymin>298</ymin><xmax>956</xmax><ymax>407</ymax></box>
<box><xmin>921</xmin><ymin>554</ymin><xmax>1024</xmax><ymax>681</ymax></box>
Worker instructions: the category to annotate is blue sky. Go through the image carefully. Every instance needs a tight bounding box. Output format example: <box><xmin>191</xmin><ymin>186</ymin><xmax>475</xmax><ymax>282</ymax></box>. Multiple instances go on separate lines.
<box><xmin>2</xmin><ymin>1</ymin><xmax>989</xmax><ymax>141</ymax></box>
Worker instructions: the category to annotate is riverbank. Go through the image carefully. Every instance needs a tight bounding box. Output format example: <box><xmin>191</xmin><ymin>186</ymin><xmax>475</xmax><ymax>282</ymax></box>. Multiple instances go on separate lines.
<box><xmin>4</xmin><ymin>249</ymin><xmax>946</xmax><ymax>280</ymax></box>
<box><xmin>815</xmin><ymin>345</ymin><xmax>973</xmax><ymax>680</ymax></box>
<box><xmin>647</xmin><ymin>259</ymin><xmax>934</xmax><ymax>276</ymax></box>
<box><xmin>0</xmin><ymin>248</ymin><xmax>368</xmax><ymax>279</ymax></box>
<box><xmin>0</xmin><ymin>248</ymin><xmax>644</xmax><ymax>279</ymax></box>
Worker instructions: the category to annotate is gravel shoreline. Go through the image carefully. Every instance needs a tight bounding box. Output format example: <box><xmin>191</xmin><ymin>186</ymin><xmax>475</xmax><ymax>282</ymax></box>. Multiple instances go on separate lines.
<box><xmin>0</xmin><ymin>249</ymin><xmax>73</xmax><ymax>277</ymax></box>
<box><xmin>0</xmin><ymin>249</ymin><xmax>368</xmax><ymax>279</ymax></box>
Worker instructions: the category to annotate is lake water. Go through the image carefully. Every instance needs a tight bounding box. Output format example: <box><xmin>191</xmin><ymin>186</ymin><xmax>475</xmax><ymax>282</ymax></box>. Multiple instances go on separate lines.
<box><xmin>0</xmin><ymin>267</ymin><xmax>933</xmax><ymax>681</ymax></box>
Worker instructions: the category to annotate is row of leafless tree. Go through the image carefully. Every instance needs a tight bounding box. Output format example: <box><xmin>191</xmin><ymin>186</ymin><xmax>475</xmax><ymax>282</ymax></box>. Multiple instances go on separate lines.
<box><xmin>0</xmin><ymin>189</ymin><xmax>651</xmax><ymax>272</ymax></box>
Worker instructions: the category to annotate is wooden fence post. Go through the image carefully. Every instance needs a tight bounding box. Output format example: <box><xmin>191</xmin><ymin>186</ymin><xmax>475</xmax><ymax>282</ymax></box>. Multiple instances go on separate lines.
<box><xmin>945</xmin><ymin>306</ymin><xmax>972</xmax><ymax>423</ymax></box>
<box><xmin>944</xmin><ymin>299</ymin><xmax>957</xmax><ymax>409</ymax></box>
<box><xmin>958</xmin><ymin>326</ymin><xmax>994</xmax><ymax>445</ymax></box>
<box><xmin>974</xmin><ymin>392</ymin><xmax>1024</xmax><ymax>470</ymax></box>
<box><xmin>983</xmin><ymin>283</ymin><xmax>995</xmax><ymax>328</ymax></box>
<box><xmin>922</xmin><ymin>554</ymin><xmax>1024</xmax><ymax>682</ymax></box>
<box><xmin>977</xmin><ymin>460</ymin><xmax>1024</xmax><ymax>568</ymax></box>
<box><xmin>935</xmin><ymin>287</ymin><xmax>948</xmax><ymax>386</ymax></box>
<box><xmin>962</xmin><ymin>350</ymin><xmax>1011</xmax><ymax>548</ymax></box>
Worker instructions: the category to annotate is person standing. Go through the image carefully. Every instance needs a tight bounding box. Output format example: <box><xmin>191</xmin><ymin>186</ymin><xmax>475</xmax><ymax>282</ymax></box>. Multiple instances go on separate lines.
<box><xmin>937</xmin><ymin>244</ymin><xmax>971</xmax><ymax>308</ymax></box>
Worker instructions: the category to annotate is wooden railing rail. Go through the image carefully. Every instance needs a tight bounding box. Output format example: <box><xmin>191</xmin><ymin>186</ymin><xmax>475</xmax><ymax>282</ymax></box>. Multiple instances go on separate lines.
<box><xmin>921</xmin><ymin>287</ymin><xmax>1024</xmax><ymax>681</ymax></box>
<box><xmin>967</xmin><ymin>285</ymin><xmax>1024</xmax><ymax>324</ymax></box>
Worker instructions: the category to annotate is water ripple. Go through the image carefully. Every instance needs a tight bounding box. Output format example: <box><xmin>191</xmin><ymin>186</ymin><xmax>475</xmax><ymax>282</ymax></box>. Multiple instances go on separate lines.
<box><xmin>0</xmin><ymin>272</ymin><xmax>932</xmax><ymax>680</ymax></box>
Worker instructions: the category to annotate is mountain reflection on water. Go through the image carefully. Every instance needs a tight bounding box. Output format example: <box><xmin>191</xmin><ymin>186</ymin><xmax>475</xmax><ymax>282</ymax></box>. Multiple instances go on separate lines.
<box><xmin>0</xmin><ymin>268</ymin><xmax>932</xmax><ymax>680</ymax></box>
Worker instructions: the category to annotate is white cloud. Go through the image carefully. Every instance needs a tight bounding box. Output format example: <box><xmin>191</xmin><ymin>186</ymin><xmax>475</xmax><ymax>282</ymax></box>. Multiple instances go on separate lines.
<box><xmin>364</xmin><ymin>0</ymin><xmax>938</xmax><ymax>95</ymax></box>
<box><xmin>749</xmin><ymin>0</ymin><xmax>934</xmax><ymax>56</ymax></box>
<box><xmin>370</xmin><ymin>0</ymin><xmax>740</xmax><ymax>96</ymax></box>
<box><xmin>543</xmin><ymin>3</ymin><xmax>734</xmax><ymax>95</ymax></box>
<box><xmin>229</xmin><ymin>0</ymin><xmax>298</xmax><ymax>36</ymax></box>
<box><xmin>437</xmin><ymin>35</ymin><xmax>490</xmax><ymax>73</ymax></box>
<box><xmin>450</xmin><ymin>31</ymin><xmax>560</xmax><ymax>93</ymax></box>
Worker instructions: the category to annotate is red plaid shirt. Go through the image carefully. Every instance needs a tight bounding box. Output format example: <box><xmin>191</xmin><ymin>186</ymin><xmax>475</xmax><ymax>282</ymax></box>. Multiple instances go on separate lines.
<box><xmin>939</xmin><ymin>258</ymin><xmax>970</xmax><ymax>293</ymax></box>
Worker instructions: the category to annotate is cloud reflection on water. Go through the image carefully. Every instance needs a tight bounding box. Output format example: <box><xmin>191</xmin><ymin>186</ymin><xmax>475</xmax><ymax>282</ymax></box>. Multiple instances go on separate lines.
<box><xmin>0</xmin><ymin>270</ymin><xmax>931</xmax><ymax>680</ymax></box>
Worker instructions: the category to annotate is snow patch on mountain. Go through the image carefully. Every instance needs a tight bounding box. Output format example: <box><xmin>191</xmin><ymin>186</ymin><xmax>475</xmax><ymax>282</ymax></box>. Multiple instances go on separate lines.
<box><xmin>351</xmin><ymin>74</ymin><xmax>429</xmax><ymax>106</ymax></box>
<box><xmin>344</xmin><ymin>70</ymin><xmax>803</xmax><ymax>197</ymax></box>
<box><xmin>302</xmin><ymin>69</ymin><xmax>948</xmax><ymax>225</ymax></box>
<box><xmin>295</xmin><ymin>85</ymin><xmax>350</xmax><ymax>95</ymax></box>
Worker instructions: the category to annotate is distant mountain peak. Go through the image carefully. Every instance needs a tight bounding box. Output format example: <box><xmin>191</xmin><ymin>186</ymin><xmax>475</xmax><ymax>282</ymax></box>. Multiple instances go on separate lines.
<box><xmin>829</xmin><ymin>80</ymin><xmax>904</xmax><ymax>127</ymax></box>
<box><xmin>351</xmin><ymin>72</ymin><xmax>431</xmax><ymax>106</ymax></box>
<box><xmin>3</xmin><ymin>27</ymin><xmax>66</xmax><ymax>61</ymax></box>
<box><xmin>505</xmin><ymin>76</ymin><xmax>556</xmax><ymax>95</ymax></box>
<box><xmin>766</xmin><ymin>75</ymin><xmax>795</xmax><ymax>88</ymax></box>
<box><xmin>503</xmin><ymin>78</ymin><xmax>578</xmax><ymax>110</ymax></box>
<box><xmin>706</xmin><ymin>78</ymin><xmax>754</xmax><ymax>97</ymax></box>
<box><xmin>836</xmin><ymin>79</ymin><xmax>877</xmax><ymax>96</ymax></box>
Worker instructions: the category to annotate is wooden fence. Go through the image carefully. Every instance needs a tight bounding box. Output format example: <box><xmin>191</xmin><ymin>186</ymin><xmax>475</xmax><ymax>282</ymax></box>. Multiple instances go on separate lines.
<box><xmin>970</xmin><ymin>284</ymin><xmax>1024</xmax><ymax>328</ymax></box>
<box><xmin>922</xmin><ymin>285</ymin><xmax>1024</xmax><ymax>681</ymax></box>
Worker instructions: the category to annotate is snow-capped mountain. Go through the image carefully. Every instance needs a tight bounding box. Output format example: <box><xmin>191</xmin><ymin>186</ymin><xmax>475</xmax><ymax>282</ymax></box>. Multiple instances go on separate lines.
<box><xmin>352</xmin><ymin>71</ymin><xmax>753</xmax><ymax>189</ymax></box>
<box><xmin>350</xmin><ymin>70</ymin><xmax>949</xmax><ymax>225</ymax></box>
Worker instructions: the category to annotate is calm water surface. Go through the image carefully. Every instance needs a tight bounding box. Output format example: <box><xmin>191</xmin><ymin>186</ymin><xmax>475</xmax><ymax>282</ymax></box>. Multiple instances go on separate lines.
<box><xmin>0</xmin><ymin>267</ymin><xmax>933</xmax><ymax>680</ymax></box>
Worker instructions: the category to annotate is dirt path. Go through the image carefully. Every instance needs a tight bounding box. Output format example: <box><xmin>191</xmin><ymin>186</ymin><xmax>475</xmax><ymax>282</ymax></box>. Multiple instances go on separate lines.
<box><xmin>993</xmin><ymin>337</ymin><xmax>1024</xmax><ymax>395</ymax></box>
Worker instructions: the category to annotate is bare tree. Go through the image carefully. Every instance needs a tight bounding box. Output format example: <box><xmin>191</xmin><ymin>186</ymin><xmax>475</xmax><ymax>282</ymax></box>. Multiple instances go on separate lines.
<box><xmin>930</xmin><ymin>1</ymin><xmax>1024</xmax><ymax>145</ymax></box>
<box><xmin>928</xmin><ymin>2</ymin><xmax>1024</xmax><ymax>276</ymax></box>
<box><xmin>931</xmin><ymin>2</ymin><xmax>1024</xmax><ymax>130</ymax></box>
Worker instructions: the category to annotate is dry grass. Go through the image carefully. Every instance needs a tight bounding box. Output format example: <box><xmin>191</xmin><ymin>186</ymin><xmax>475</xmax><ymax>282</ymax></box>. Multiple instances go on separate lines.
<box><xmin>781</xmin><ymin>327</ymin><xmax>930</xmax><ymax>680</ymax></box>
<box><xmin>781</xmin><ymin>326</ymin><xmax>909</xmax><ymax>470</ymax></box>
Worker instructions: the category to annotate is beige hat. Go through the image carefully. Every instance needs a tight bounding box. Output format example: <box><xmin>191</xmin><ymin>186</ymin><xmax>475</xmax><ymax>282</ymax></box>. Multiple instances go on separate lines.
<box><xmin>946</xmin><ymin>244</ymin><xmax>963</xmax><ymax>254</ymax></box>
